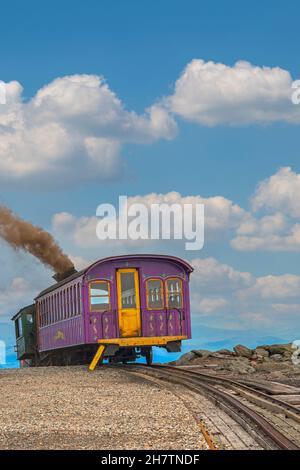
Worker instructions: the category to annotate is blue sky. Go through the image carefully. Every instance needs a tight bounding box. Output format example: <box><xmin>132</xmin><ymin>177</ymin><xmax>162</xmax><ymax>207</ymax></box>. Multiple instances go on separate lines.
<box><xmin>1</xmin><ymin>0</ymin><xmax>300</xmax><ymax>366</ymax></box>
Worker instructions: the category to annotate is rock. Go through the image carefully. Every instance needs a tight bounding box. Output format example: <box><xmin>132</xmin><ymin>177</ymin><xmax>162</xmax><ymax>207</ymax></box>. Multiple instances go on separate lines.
<box><xmin>216</xmin><ymin>349</ymin><xmax>235</xmax><ymax>356</ymax></box>
<box><xmin>209</xmin><ymin>353</ymin><xmax>231</xmax><ymax>359</ymax></box>
<box><xmin>255</xmin><ymin>348</ymin><xmax>269</xmax><ymax>358</ymax></box>
<box><xmin>203</xmin><ymin>363</ymin><xmax>220</xmax><ymax>369</ymax></box>
<box><xmin>283</xmin><ymin>351</ymin><xmax>292</xmax><ymax>361</ymax></box>
<box><xmin>191</xmin><ymin>349</ymin><xmax>212</xmax><ymax>358</ymax></box>
<box><xmin>233</xmin><ymin>344</ymin><xmax>253</xmax><ymax>358</ymax></box>
<box><xmin>259</xmin><ymin>343</ymin><xmax>294</xmax><ymax>356</ymax></box>
<box><xmin>270</xmin><ymin>354</ymin><xmax>283</xmax><ymax>362</ymax></box>
<box><xmin>244</xmin><ymin>366</ymin><xmax>256</xmax><ymax>374</ymax></box>
<box><xmin>223</xmin><ymin>358</ymin><xmax>255</xmax><ymax>374</ymax></box>
<box><xmin>175</xmin><ymin>351</ymin><xmax>196</xmax><ymax>365</ymax></box>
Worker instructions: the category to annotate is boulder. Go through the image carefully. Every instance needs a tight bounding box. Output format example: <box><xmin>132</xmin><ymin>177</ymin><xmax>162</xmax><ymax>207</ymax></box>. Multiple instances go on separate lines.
<box><xmin>176</xmin><ymin>351</ymin><xmax>196</xmax><ymax>365</ymax></box>
<box><xmin>255</xmin><ymin>347</ymin><xmax>269</xmax><ymax>358</ymax></box>
<box><xmin>223</xmin><ymin>357</ymin><xmax>255</xmax><ymax>374</ymax></box>
<box><xmin>216</xmin><ymin>349</ymin><xmax>235</xmax><ymax>356</ymax></box>
<box><xmin>234</xmin><ymin>344</ymin><xmax>253</xmax><ymax>358</ymax></box>
<box><xmin>259</xmin><ymin>343</ymin><xmax>294</xmax><ymax>356</ymax></box>
<box><xmin>270</xmin><ymin>354</ymin><xmax>283</xmax><ymax>362</ymax></box>
<box><xmin>191</xmin><ymin>349</ymin><xmax>212</xmax><ymax>358</ymax></box>
<box><xmin>283</xmin><ymin>351</ymin><xmax>293</xmax><ymax>361</ymax></box>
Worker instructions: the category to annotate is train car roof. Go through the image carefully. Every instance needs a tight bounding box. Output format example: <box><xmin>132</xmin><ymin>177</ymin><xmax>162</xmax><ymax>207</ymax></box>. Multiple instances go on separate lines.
<box><xmin>35</xmin><ymin>254</ymin><xmax>194</xmax><ymax>299</ymax></box>
<box><xmin>11</xmin><ymin>304</ymin><xmax>35</xmax><ymax>321</ymax></box>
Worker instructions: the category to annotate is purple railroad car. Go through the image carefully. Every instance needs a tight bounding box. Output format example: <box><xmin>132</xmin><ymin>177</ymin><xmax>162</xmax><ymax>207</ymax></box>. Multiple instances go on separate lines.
<box><xmin>14</xmin><ymin>254</ymin><xmax>193</xmax><ymax>367</ymax></box>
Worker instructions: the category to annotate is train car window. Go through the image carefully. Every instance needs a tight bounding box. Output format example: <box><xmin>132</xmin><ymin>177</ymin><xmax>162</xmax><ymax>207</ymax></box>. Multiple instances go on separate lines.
<box><xmin>77</xmin><ymin>284</ymin><xmax>81</xmax><ymax>314</ymax></box>
<box><xmin>68</xmin><ymin>287</ymin><xmax>71</xmax><ymax>317</ymax></box>
<box><xmin>71</xmin><ymin>287</ymin><xmax>74</xmax><ymax>316</ymax></box>
<box><xmin>89</xmin><ymin>281</ymin><xmax>110</xmax><ymax>311</ymax></box>
<box><xmin>16</xmin><ymin>317</ymin><xmax>23</xmax><ymax>337</ymax></box>
<box><xmin>46</xmin><ymin>298</ymin><xmax>49</xmax><ymax>325</ymax></box>
<box><xmin>26</xmin><ymin>314</ymin><xmax>33</xmax><ymax>324</ymax></box>
<box><xmin>47</xmin><ymin>298</ymin><xmax>50</xmax><ymax>325</ymax></box>
<box><xmin>51</xmin><ymin>296</ymin><xmax>53</xmax><ymax>323</ymax></box>
<box><xmin>146</xmin><ymin>279</ymin><xmax>164</xmax><ymax>309</ymax></box>
<box><xmin>65</xmin><ymin>288</ymin><xmax>69</xmax><ymax>318</ymax></box>
<box><xmin>70</xmin><ymin>286</ymin><xmax>73</xmax><ymax>317</ymax></box>
<box><xmin>48</xmin><ymin>297</ymin><xmax>51</xmax><ymax>325</ymax></box>
<box><xmin>64</xmin><ymin>290</ymin><xmax>67</xmax><ymax>319</ymax></box>
<box><xmin>52</xmin><ymin>295</ymin><xmax>54</xmax><ymax>323</ymax></box>
<box><xmin>72</xmin><ymin>285</ymin><xmax>76</xmax><ymax>316</ymax></box>
<box><xmin>55</xmin><ymin>293</ymin><xmax>59</xmax><ymax>322</ymax></box>
<box><xmin>41</xmin><ymin>300</ymin><xmax>44</xmax><ymax>326</ymax></box>
<box><xmin>69</xmin><ymin>287</ymin><xmax>72</xmax><ymax>317</ymax></box>
<box><xmin>73</xmin><ymin>285</ymin><xmax>77</xmax><ymax>316</ymax></box>
<box><xmin>166</xmin><ymin>278</ymin><xmax>183</xmax><ymax>308</ymax></box>
<box><xmin>63</xmin><ymin>289</ymin><xmax>66</xmax><ymax>319</ymax></box>
<box><xmin>54</xmin><ymin>294</ymin><xmax>57</xmax><ymax>322</ymax></box>
<box><xmin>60</xmin><ymin>291</ymin><xmax>63</xmax><ymax>321</ymax></box>
<box><xmin>39</xmin><ymin>301</ymin><xmax>42</xmax><ymax>327</ymax></box>
<box><xmin>50</xmin><ymin>296</ymin><xmax>53</xmax><ymax>324</ymax></box>
<box><xmin>119</xmin><ymin>272</ymin><xmax>136</xmax><ymax>308</ymax></box>
<box><xmin>43</xmin><ymin>299</ymin><xmax>46</xmax><ymax>326</ymax></box>
<box><xmin>43</xmin><ymin>300</ymin><xmax>46</xmax><ymax>326</ymax></box>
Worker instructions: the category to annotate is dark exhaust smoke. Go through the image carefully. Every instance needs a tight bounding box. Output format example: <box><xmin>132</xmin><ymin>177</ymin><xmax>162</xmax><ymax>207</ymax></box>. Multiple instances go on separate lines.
<box><xmin>0</xmin><ymin>205</ymin><xmax>75</xmax><ymax>277</ymax></box>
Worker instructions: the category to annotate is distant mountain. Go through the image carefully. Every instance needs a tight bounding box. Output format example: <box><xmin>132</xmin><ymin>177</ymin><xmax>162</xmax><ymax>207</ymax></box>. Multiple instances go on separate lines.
<box><xmin>189</xmin><ymin>323</ymin><xmax>290</xmax><ymax>351</ymax></box>
<box><xmin>199</xmin><ymin>336</ymin><xmax>288</xmax><ymax>351</ymax></box>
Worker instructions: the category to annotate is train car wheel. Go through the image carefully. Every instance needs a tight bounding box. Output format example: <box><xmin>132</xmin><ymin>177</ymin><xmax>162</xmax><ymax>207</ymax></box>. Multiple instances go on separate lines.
<box><xmin>145</xmin><ymin>347</ymin><xmax>153</xmax><ymax>366</ymax></box>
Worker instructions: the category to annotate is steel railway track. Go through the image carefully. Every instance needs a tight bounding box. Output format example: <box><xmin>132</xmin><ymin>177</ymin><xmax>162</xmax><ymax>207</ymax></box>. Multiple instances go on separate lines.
<box><xmin>126</xmin><ymin>364</ymin><xmax>300</xmax><ymax>450</ymax></box>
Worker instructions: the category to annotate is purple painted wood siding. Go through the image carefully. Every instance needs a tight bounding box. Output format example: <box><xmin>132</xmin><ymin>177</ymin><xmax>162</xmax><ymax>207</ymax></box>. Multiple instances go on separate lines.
<box><xmin>39</xmin><ymin>316</ymin><xmax>84</xmax><ymax>352</ymax></box>
<box><xmin>37</xmin><ymin>275</ymin><xmax>84</xmax><ymax>352</ymax></box>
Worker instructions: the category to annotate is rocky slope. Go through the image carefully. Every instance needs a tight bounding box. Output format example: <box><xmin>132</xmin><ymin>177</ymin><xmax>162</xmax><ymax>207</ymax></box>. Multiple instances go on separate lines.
<box><xmin>172</xmin><ymin>343</ymin><xmax>300</xmax><ymax>387</ymax></box>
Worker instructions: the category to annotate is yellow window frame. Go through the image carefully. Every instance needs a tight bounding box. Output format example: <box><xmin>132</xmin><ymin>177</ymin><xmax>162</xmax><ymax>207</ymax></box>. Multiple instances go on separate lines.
<box><xmin>166</xmin><ymin>277</ymin><xmax>183</xmax><ymax>309</ymax></box>
<box><xmin>89</xmin><ymin>280</ymin><xmax>111</xmax><ymax>312</ymax></box>
<box><xmin>146</xmin><ymin>278</ymin><xmax>164</xmax><ymax>310</ymax></box>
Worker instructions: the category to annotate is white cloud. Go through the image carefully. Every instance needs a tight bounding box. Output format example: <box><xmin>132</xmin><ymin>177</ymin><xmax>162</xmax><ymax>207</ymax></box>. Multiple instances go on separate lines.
<box><xmin>272</xmin><ymin>303</ymin><xmax>300</xmax><ymax>314</ymax></box>
<box><xmin>52</xmin><ymin>191</ymin><xmax>246</xmax><ymax>250</ymax></box>
<box><xmin>252</xmin><ymin>167</ymin><xmax>300</xmax><ymax>218</ymax></box>
<box><xmin>69</xmin><ymin>254</ymin><xmax>91</xmax><ymax>271</ymax></box>
<box><xmin>0</xmin><ymin>277</ymin><xmax>35</xmax><ymax>318</ymax></box>
<box><xmin>0</xmin><ymin>75</ymin><xmax>176</xmax><ymax>187</ymax></box>
<box><xmin>128</xmin><ymin>192</ymin><xmax>246</xmax><ymax>233</ymax></box>
<box><xmin>241</xmin><ymin>274</ymin><xmax>300</xmax><ymax>300</ymax></box>
<box><xmin>190</xmin><ymin>257</ymin><xmax>300</xmax><ymax>332</ymax></box>
<box><xmin>191</xmin><ymin>257</ymin><xmax>253</xmax><ymax>291</ymax></box>
<box><xmin>231</xmin><ymin>168</ymin><xmax>300</xmax><ymax>252</ymax></box>
<box><xmin>197</xmin><ymin>297</ymin><xmax>229</xmax><ymax>314</ymax></box>
<box><xmin>165</xmin><ymin>59</ymin><xmax>300</xmax><ymax>126</ymax></box>
<box><xmin>0</xmin><ymin>61</ymin><xmax>299</xmax><ymax>188</ymax></box>
<box><xmin>236</xmin><ymin>213</ymin><xmax>287</xmax><ymax>236</ymax></box>
<box><xmin>231</xmin><ymin>224</ymin><xmax>300</xmax><ymax>252</ymax></box>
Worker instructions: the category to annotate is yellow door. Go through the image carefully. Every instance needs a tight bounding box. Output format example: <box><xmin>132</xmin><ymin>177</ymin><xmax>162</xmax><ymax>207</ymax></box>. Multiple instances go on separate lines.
<box><xmin>117</xmin><ymin>268</ymin><xmax>141</xmax><ymax>337</ymax></box>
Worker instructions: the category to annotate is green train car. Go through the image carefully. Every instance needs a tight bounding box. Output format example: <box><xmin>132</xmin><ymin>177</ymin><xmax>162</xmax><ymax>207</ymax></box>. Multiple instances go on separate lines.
<box><xmin>11</xmin><ymin>304</ymin><xmax>37</xmax><ymax>365</ymax></box>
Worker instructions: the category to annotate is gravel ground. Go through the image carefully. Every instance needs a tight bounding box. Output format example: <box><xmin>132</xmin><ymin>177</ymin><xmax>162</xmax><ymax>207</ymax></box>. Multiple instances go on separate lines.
<box><xmin>0</xmin><ymin>366</ymin><xmax>202</xmax><ymax>450</ymax></box>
